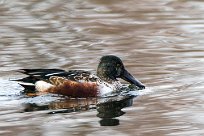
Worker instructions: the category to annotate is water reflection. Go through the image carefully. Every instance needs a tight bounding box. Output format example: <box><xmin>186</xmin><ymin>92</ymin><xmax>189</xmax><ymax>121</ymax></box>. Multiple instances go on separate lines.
<box><xmin>97</xmin><ymin>96</ymin><xmax>134</xmax><ymax>126</ymax></box>
<box><xmin>22</xmin><ymin>94</ymin><xmax>135</xmax><ymax>126</ymax></box>
<box><xmin>23</xmin><ymin>97</ymin><xmax>97</xmax><ymax>113</ymax></box>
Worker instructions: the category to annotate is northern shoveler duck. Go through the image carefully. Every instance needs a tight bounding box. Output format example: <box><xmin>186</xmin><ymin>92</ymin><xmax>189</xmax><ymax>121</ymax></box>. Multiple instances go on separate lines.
<box><xmin>16</xmin><ymin>55</ymin><xmax>145</xmax><ymax>98</ymax></box>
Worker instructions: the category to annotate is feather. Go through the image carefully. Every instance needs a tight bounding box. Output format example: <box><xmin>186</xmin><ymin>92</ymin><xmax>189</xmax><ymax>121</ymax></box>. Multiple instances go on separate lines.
<box><xmin>47</xmin><ymin>80</ymin><xmax>98</xmax><ymax>98</ymax></box>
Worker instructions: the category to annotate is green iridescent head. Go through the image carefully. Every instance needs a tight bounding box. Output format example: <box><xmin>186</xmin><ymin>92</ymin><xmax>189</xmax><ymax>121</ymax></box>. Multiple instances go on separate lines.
<box><xmin>97</xmin><ymin>55</ymin><xmax>145</xmax><ymax>89</ymax></box>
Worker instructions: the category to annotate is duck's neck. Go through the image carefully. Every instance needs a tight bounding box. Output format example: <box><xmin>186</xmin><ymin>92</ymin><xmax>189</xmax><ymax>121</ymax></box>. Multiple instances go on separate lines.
<box><xmin>97</xmin><ymin>75</ymin><xmax>117</xmax><ymax>84</ymax></box>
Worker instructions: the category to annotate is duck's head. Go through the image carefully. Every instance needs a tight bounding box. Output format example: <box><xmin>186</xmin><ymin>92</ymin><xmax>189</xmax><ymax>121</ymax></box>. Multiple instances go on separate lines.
<box><xmin>97</xmin><ymin>55</ymin><xmax>145</xmax><ymax>90</ymax></box>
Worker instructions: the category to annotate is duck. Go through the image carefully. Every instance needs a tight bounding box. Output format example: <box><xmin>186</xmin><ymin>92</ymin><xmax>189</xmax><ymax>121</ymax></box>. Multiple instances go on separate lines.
<box><xmin>16</xmin><ymin>55</ymin><xmax>145</xmax><ymax>98</ymax></box>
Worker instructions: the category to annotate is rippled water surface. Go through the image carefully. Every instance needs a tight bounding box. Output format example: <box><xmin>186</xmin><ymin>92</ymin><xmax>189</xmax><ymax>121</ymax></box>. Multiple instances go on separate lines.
<box><xmin>1</xmin><ymin>0</ymin><xmax>204</xmax><ymax>135</ymax></box>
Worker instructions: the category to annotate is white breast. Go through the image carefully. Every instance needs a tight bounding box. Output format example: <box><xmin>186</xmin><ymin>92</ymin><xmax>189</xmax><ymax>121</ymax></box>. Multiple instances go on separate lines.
<box><xmin>97</xmin><ymin>80</ymin><xmax>122</xmax><ymax>97</ymax></box>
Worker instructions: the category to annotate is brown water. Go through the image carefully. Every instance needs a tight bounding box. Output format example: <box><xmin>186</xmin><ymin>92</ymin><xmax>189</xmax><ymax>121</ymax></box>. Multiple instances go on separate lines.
<box><xmin>1</xmin><ymin>0</ymin><xmax>204</xmax><ymax>135</ymax></box>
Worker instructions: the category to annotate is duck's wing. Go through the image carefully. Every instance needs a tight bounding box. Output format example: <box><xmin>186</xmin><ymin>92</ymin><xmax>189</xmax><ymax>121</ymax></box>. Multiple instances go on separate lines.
<box><xmin>15</xmin><ymin>69</ymin><xmax>97</xmax><ymax>92</ymax></box>
<box><xmin>16</xmin><ymin>69</ymin><xmax>66</xmax><ymax>83</ymax></box>
<box><xmin>16</xmin><ymin>69</ymin><xmax>94</xmax><ymax>81</ymax></box>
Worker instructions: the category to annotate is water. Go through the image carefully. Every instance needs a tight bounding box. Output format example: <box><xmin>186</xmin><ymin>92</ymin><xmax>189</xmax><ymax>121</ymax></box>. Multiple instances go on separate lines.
<box><xmin>1</xmin><ymin>0</ymin><xmax>204</xmax><ymax>135</ymax></box>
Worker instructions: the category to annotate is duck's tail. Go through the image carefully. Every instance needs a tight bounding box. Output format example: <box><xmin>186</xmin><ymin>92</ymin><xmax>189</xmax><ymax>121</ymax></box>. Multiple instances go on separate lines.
<box><xmin>12</xmin><ymin>76</ymin><xmax>41</xmax><ymax>93</ymax></box>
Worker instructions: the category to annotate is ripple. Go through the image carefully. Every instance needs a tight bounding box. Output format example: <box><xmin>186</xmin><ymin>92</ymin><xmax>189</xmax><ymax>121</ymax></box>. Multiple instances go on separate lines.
<box><xmin>1</xmin><ymin>0</ymin><xmax>204</xmax><ymax>135</ymax></box>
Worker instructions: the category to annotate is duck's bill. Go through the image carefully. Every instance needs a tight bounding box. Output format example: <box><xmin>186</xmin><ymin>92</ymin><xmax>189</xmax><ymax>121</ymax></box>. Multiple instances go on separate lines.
<box><xmin>121</xmin><ymin>69</ymin><xmax>145</xmax><ymax>90</ymax></box>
